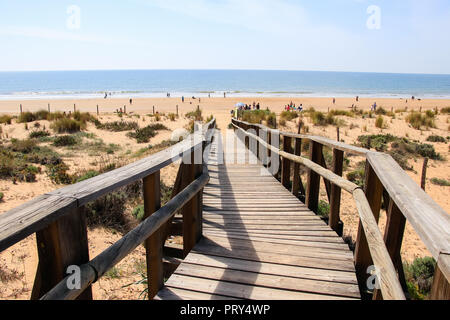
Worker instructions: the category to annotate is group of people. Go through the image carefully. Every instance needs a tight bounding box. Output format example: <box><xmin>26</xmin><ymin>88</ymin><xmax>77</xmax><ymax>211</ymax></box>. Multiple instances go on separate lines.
<box><xmin>284</xmin><ymin>101</ymin><xmax>303</xmax><ymax>112</ymax></box>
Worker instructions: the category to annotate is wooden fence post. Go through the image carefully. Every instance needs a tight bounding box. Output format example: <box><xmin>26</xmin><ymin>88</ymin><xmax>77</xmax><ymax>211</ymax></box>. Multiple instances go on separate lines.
<box><xmin>20</xmin><ymin>104</ymin><xmax>22</xmax><ymax>114</ymax></box>
<box><xmin>31</xmin><ymin>207</ymin><xmax>92</xmax><ymax>300</ymax></box>
<box><xmin>421</xmin><ymin>157</ymin><xmax>428</xmax><ymax>191</ymax></box>
<box><xmin>373</xmin><ymin>199</ymin><xmax>407</xmax><ymax>300</ymax></box>
<box><xmin>354</xmin><ymin>161</ymin><xmax>383</xmax><ymax>299</ymax></box>
<box><xmin>306</xmin><ymin>141</ymin><xmax>322</xmax><ymax>213</ymax></box>
<box><xmin>329</xmin><ymin>149</ymin><xmax>344</xmax><ymax>236</ymax></box>
<box><xmin>96</xmin><ymin>105</ymin><xmax>99</xmax><ymax>115</ymax></box>
<box><xmin>281</xmin><ymin>136</ymin><xmax>292</xmax><ymax>190</ymax></box>
<box><xmin>48</xmin><ymin>104</ymin><xmax>50</xmax><ymax>113</ymax></box>
<box><xmin>292</xmin><ymin>137</ymin><xmax>302</xmax><ymax>197</ymax></box>
<box><xmin>181</xmin><ymin>151</ymin><xmax>196</xmax><ymax>257</ymax></box>
<box><xmin>143</xmin><ymin>171</ymin><xmax>163</xmax><ymax>300</ymax></box>
<box><xmin>431</xmin><ymin>257</ymin><xmax>450</xmax><ymax>300</ymax></box>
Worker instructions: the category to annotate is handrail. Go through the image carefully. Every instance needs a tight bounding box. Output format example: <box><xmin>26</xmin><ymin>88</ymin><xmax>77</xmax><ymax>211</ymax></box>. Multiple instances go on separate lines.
<box><xmin>41</xmin><ymin>165</ymin><xmax>210</xmax><ymax>300</ymax></box>
<box><xmin>232</xmin><ymin>122</ymin><xmax>405</xmax><ymax>300</ymax></box>
<box><xmin>232</xmin><ymin>118</ymin><xmax>450</xmax><ymax>289</ymax></box>
<box><xmin>0</xmin><ymin>119</ymin><xmax>216</xmax><ymax>252</ymax></box>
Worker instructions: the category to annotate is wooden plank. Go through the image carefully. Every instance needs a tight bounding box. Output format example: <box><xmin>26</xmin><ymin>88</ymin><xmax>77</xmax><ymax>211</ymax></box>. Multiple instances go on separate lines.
<box><xmin>31</xmin><ymin>207</ymin><xmax>92</xmax><ymax>300</ymax></box>
<box><xmin>143</xmin><ymin>171</ymin><xmax>163</xmax><ymax>300</ymax></box>
<box><xmin>430</xmin><ymin>254</ymin><xmax>450</xmax><ymax>300</ymax></box>
<box><xmin>281</xmin><ymin>136</ymin><xmax>292</xmax><ymax>189</ymax></box>
<box><xmin>165</xmin><ymin>274</ymin><xmax>356</xmax><ymax>300</ymax></box>
<box><xmin>329</xmin><ymin>149</ymin><xmax>344</xmax><ymax>236</ymax></box>
<box><xmin>306</xmin><ymin>141</ymin><xmax>322</xmax><ymax>213</ymax></box>
<box><xmin>354</xmin><ymin>161</ymin><xmax>383</xmax><ymax>299</ymax></box>
<box><xmin>183</xmin><ymin>253</ymin><xmax>357</xmax><ymax>284</ymax></box>
<box><xmin>367</xmin><ymin>152</ymin><xmax>450</xmax><ymax>261</ymax></box>
<box><xmin>155</xmin><ymin>287</ymin><xmax>239</xmax><ymax>300</ymax></box>
<box><xmin>174</xmin><ymin>263</ymin><xmax>360</xmax><ymax>298</ymax></box>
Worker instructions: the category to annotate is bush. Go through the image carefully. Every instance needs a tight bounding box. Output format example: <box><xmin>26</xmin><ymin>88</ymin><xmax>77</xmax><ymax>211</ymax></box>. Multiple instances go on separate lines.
<box><xmin>9</xmin><ymin>139</ymin><xmax>37</xmax><ymax>154</ymax></box>
<box><xmin>51</xmin><ymin>118</ymin><xmax>86</xmax><ymax>133</ymax></box>
<box><xmin>75</xmin><ymin>170</ymin><xmax>100</xmax><ymax>183</ymax></box>
<box><xmin>430</xmin><ymin>178</ymin><xmax>450</xmax><ymax>186</ymax></box>
<box><xmin>127</xmin><ymin>124</ymin><xmax>169</xmax><ymax>143</ymax></box>
<box><xmin>280</xmin><ymin>111</ymin><xmax>298</xmax><ymax>121</ymax></box>
<box><xmin>310</xmin><ymin>111</ymin><xmax>335</xmax><ymax>126</ymax></box>
<box><xmin>29</xmin><ymin>130</ymin><xmax>50</xmax><ymax>139</ymax></box>
<box><xmin>278</xmin><ymin>119</ymin><xmax>286</xmax><ymax>127</ymax></box>
<box><xmin>406</xmin><ymin>112</ymin><xmax>436</xmax><ymax>130</ymax></box>
<box><xmin>186</xmin><ymin>108</ymin><xmax>203</xmax><ymax>121</ymax></box>
<box><xmin>85</xmin><ymin>191</ymin><xmax>129</xmax><ymax>231</ymax></box>
<box><xmin>46</xmin><ymin>162</ymin><xmax>72</xmax><ymax>184</ymax></box>
<box><xmin>132</xmin><ymin>205</ymin><xmax>145</xmax><ymax>221</ymax></box>
<box><xmin>375</xmin><ymin>116</ymin><xmax>384</xmax><ymax>129</ymax></box>
<box><xmin>0</xmin><ymin>115</ymin><xmax>13</xmax><ymax>124</ymax></box>
<box><xmin>0</xmin><ymin>192</ymin><xmax>3</xmax><ymax>201</ymax></box>
<box><xmin>441</xmin><ymin>107</ymin><xmax>450</xmax><ymax>114</ymax></box>
<box><xmin>357</xmin><ymin>134</ymin><xmax>397</xmax><ymax>152</ymax></box>
<box><xmin>404</xmin><ymin>257</ymin><xmax>436</xmax><ymax>300</ymax></box>
<box><xmin>53</xmin><ymin>135</ymin><xmax>78</xmax><ymax>147</ymax></box>
<box><xmin>347</xmin><ymin>161</ymin><xmax>366</xmax><ymax>187</ymax></box>
<box><xmin>426</xmin><ymin>135</ymin><xmax>446</xmax><ymax>143</ymax></box>
<box><xmin>317</xmin><ymin>200</ymin><xmax>330</xmax><ymax>218</ymax></box>
<box><xmin>168</xmin><ymin>113</ymin><xmax>177</xmax><ymax>121</ymax></box>
<box><xmin>329</xmin><ymin>110</ymin><xmax>354</xmax><ymax>117</ymax></box>
<box><xmin>96</xmin><ymin>121</ymin><xmax>139</xmax><ymax>132</ymax></box>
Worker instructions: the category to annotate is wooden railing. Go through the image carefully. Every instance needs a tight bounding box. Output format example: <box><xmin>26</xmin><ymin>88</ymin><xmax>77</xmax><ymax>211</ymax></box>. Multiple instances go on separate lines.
<box><xmin>232</xmin><ymin>118</ymin><xmax>450</xmax><ymax>300</ymax></box>
<box><xmin>0</xmin><ymin>118</ymin><xmax>216</xmax><ymax>300</ymax></box>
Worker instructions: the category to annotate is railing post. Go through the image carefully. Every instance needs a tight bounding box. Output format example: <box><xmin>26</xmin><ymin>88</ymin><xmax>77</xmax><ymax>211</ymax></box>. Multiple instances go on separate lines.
<box><xmin>143</xmin><ymin>171</ymin><xmax>163</xmax><ymax>300</ymax></box>
<box><xmin>292</xmin><ymin>137</ymin><xmax>303</xmax><ymax>198</ymax></box>
<box><xmin>354</xmin><ymin>161</ymin><xmax>383</xmax><ymax>299</ymax></box>
<box><xmin>431</xmin><ymin>257</ymin><xmax>450</xmax><ymax>300</ymax></box>
<box><xmin>306</xmin><ymin>141</ymin><xmax>322</xmax><ymax>213</ymax></box>
<box><xmin>372</xmin><ymin>199</ymin><xmax>407</xmax><ymax>299</ymax></box>
<box><xmin>31</xmin><ymin>207</ymin><xmax>92</xmax><ymax>300</ymax></box>
<box><xmin>281</xmin><ymin>136</ymin><xmax>292</xmax><ymax>190</ymax></box>
<box><xmin>329</xmin><ymin>149</ymin><xmax>344</xmax><ymax>236</ymax></box>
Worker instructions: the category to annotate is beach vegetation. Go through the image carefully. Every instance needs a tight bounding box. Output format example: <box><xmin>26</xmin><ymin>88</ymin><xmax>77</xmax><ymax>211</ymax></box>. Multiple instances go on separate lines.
<box><xmin>53</xmin><ymin>135</ymin><xmax>78</xmax><ymax>147</ymax></box>
<box><xmin>280</xmin><ymin>111</ymin><xmax>298</xmax><ymax>122</ymax></box>
<box><xmin>346</xmin><ymin>161</ymin><xmax>366</xmax><ymax>187</ymax></box>
<box><xmin>95</xmin><ymin>120</ymin><xmax>139</xmax><ymax>132</ymax></box>
<box><xmin>430</xmin><ymin>178</ymin><xmax>450</xmax><ymax>186</ymax></box>
<box><xmin>29</xmin><ymin>130</ymin><xmax>50</xmax><ymax>139</ymax></box>
<box><xmin>0</xmin><ymin>192</ymin><xmax>3</xmax><ymax>202</ymax></box>
<box><xmin>426</xmin><ymin>135</ymin><xmax>446</xmax><ymax>143</ymax></box>
<box><xmin>406</xmin><ymin>111</ymin><xmax>436</xmax><ymax>130</ymax></box>
<box><xmin>375</xmin><ymin>116</ymin><xmax>385</xmax><ymax>129</ymax></box>
<box><xmin>168</xmin><ymin>113</ymin><xmax>178</xmax><ymax>121</ymax></box>
<box><xmin>404</xmin><ymin>257</ymin><xmax>436</xmax><ymax>300</ymax></box>
<box><xmin>317</xmin><ymin>200</ymin><xmax>330</xmax><ymax>218</ymax></box>
<box><xmin>0</xmin><ymin>115</ymin><xmax>13</xmax><ymax>125</ymax></box>
<box><xmin>328</xmin><ymin>110</ymin><xmax>354</xmax><ymax>117</ymax></box>
<box><xmin>186</xmin><ymin>108</ymin><xmax>203</xmax><ymax>121</ymax></box>
<box><xmin>51</xmin><ymin>118</ymin><xmax>86</xmax><ymax>133</ymax></box>
<box><xmin>309</xmin><ymin>111</ymin><xmax>335</xmax><ymax>126</ymax></box>
<box><xmin>127</xmin><ymin>123</ymin><xmax>169</xmax><ymax>143</ymax></box>
<box><xmin>441</xmin><ymin>107</ymin><xmax>450</xmax><ymax>114</ymax></box>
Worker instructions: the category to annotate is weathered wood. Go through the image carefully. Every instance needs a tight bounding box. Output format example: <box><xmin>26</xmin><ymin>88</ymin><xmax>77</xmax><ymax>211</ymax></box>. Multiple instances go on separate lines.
<box><xmin>292</xmin><ymin>138</ymin><xmax>303</xmax><ymax>197</ymax></box>
<box><xmin>41</xmin><ymin>170</ymin><xmax>210</xmax><ymax>300</ymax></box>
<box><xmin>431</xmin><ymin>254</ymin><xmax>450</xmax><ymax>300</ymax></box>
<box><xmin>143</xmin><ymin>171</ymin><xmax>163</xmax><ymax>300</ymax></box>
<box><xmin>281</xmin><ymin>136</ymin><xmax>293</xmax><ymax>190</ymax></box>
<box><xmin>181</xmin><ymin>152</ymin><xmax>197</xmax><ymax>257</ymax></box>
<box><xmin>367</xmin><ymin>152</ymin><xmax>450</xmax><ymax>263</ymax></box>
<box><xmin>421</xmin><ymin>157</ymin><xmax>428</xmax><ymax>191</ymax></box>
<box><xmin>306</xmin><ymin>141</ymin><xmax>322</xmax><ymax>213</ymax></box>
<box><xmin>329</xmin><ymin>149</ymin><xmax>344</xmax><ymax>236</ymax></box>
<box><xmin>354</xmin><ymin>161</ymin><xmax>384</xmax><ymax>299</ymax></box>
<box><xmin>352</xmin><ymin>189</ymin><xmax>405</xmax><ymax>300</ymax></box>
<box><xmin>320</xmin><ymin>150</ymin><xmax>332</xmax><ymax>202</ymax></box>
<box><xmin>32</xmin><ymin>207</ymin><xmax>92</xmax><ymax>300</ymax></box>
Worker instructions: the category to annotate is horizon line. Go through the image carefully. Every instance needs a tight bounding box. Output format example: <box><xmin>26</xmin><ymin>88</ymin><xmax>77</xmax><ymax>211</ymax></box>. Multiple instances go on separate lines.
<box><xmin>1</xmin><ymin>68</ymin><xmax>449</xmax><ymax>77</ymax></box>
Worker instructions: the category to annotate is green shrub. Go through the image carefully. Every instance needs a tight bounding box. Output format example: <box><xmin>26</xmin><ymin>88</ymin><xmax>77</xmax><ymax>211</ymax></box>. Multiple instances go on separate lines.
<box><xmin>51</xmin><ymin>118</ymin><xmax>86</xmax><ymax>133</ymax></box>
<box><xmin>347</xmin><ymin>161</ymin><xmax>366</xmax><ymax>187</ymax></box>
<box><xmin>168</xmin><ymin>113</ymin><xmax>177</xmax><ymax>121</ymax></box>
<box><xmin>375</xmin><ymin>116</ymin><xmax>384</xmax><ymax>129</ymax></box>
<box><xmin>280</xmin><ymin>111</ymin><xmax>298</xmax><ymax>121</ymax></box>
<box><xmin>329</xmin><ymin>110</ymin><xmax>354</xmax><ymax>117</ymax></box>
<box><xmin>46</xmin><ymin>162</ymin><xmax>72</xmax><ymax>184</ymax></box>
<box><xmin>0</xmin><ymin>192</ymin><xmax>3</xmax><ymax>201</ymax></box>
<box><xmin>404</xmin><ymin>257</ymin><xmax>436</xmax><ymax>300</ymax></box>
<box><xmin>406</xmin><ymin>111</ymin><xmax>436</xmax><ymax>130</ymax></box>
<box><xmin>132</xmin><ymin>205</ymin><xmax>145</xmax><ymax>221</ymax></box>
<box><xmin>0</xmin><ymin>115</ymin><xmax>13</xmax><ymax>124</ymax></box>
<box><xmin>440</xmin><ymin>107</ymin><xmax>450</xmax><ymax>114</ymax></box>
<box><xmin>186</xmin><ymin>108</ymin><xmax>203</xmax><ymax>121</ymax></box>
<box><xmin>430</xmin><ymin>178</ymin><xmax>450</xmax><ymax>186</ymax></box>
<box><xmin>426</xmin><ymin>135</ymin><xmax>446</xmax><ymax>143</ymax></box>
<box><xmin>127</xmin><ymin>124</ymin><xmax>169</xmax><ymax>143</ymax></box>
<box><xmin>9</xmin><ymin>139</ymin><xmax>37</xmax><ymax>154</ymax></box>
<box><xmin>29</xmin><ymin>130</ymin><xmax>50</xmax><ymax>139</ymax></box>
<box><xmin>310</xmin><ymin>111</ymin><xmax>335</xmax><ymax>126</ymax></box>
<box><xmin>96</xmin><ymin>121</ymin><xmax>139</xmax><ymax>132</ymax></box>
<box><xmin>357</xmin><ymin>134</ymin><xmax>397</xmax><ymax>151</ymax></box>
<box><xmin>53</xmin><ymin>135</ymin><xmax>78</xmax><ymax>147</ymax></box>
<box><xmin>75</xmin><ymin>170</ymin><xmax>100</xmax><ymax>183</ymax></box>
<box><xmin>317</xmin><ymin>200</ymin><xmax>330</xmax><ymax>218</ymax></box>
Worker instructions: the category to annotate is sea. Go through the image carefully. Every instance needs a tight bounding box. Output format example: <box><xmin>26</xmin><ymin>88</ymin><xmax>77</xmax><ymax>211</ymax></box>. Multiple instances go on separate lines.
<box><xmin>0</xmin><ymin>70</ymin><xmax>450</xmax><ymax>100</ymax></box>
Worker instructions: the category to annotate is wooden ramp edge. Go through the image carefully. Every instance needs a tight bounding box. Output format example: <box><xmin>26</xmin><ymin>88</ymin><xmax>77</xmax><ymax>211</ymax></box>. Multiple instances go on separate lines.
<box><xmin>156</xmin><ymin>132</ymin><xmax>360</xmax><ymax>300</ymax></box>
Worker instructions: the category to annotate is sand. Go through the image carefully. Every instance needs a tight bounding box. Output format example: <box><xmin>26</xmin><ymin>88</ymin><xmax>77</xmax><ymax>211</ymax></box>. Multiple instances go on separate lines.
<box><xmin>1</xmin><ymin>96</ymin><xmax>449</xmax><ymax>300</ymax></box>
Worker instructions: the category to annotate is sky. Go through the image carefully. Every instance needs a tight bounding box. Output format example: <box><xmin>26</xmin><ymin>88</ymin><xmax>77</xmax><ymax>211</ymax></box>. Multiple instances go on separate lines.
<box><xmin>0</xmin><ymin>0</ymin><xmax>449</xmax><ymax>74</ymax></box>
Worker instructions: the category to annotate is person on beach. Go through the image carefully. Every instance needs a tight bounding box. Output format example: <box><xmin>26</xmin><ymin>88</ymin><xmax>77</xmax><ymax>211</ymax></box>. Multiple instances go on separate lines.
<box><xmin>182</xmin><ymin>96</ymin><xmax>184</xmax><ymax>103</ymax></box>
<box><xmin>333</xmin><ymin>98</ymin><xmax>336</xmax><ymax>104</ymax></box>
<box><xmin>356</xmin><ymin>96</ymin><xmax>359</xmax><ymax>102</ymax></box>
<box><xmin>104</xmin><ymin>93</ymin><xmax>107</xmax><ymax>99</ymax></box>
<box><xmin>129</xmin><ymin>98</ymin><xmax>133</xmax><ymax>105</ymax></box>
<box><xmin>224</xmin><ymin>92</ymin><xmax>226</xmax><ymax>98</ymax></box>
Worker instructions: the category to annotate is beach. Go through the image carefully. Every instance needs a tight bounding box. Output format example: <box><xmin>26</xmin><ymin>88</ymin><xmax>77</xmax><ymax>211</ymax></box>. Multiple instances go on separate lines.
<box><xmin>1</xmin><ymin>96</ymin><xmax>449</xmax><ymax>299</ymax></box>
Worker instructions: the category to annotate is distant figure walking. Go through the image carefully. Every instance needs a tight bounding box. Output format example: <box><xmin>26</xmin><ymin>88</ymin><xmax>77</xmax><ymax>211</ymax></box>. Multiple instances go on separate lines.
<box><xmin>104</xmin><ymin>93</ymin><xmax>107</xmax><ymax>99</ymax></box>
<box><xmin>224</xmin><ymin>92</ymin><xmax>226</xmax><ymax>98</ymax></box>
<box><xmin>356</xmin><ymin>96</ymin><xmax>359</xmax><ymax>102</ymax></box>
<box><xmin>129</xmin><ymin>98</ymin><xmax>133</xmax><ymax>105</ymax></box>
<box><xmin>208</xmin><ymin>93</ymin><xmax>211</xmax><ymax>98</ymax></box>
<box><xmin>182</xmin><ymin>96</ymin><xmax>185</xmax><ymax>103</ymax></box>
<box><xmin>333</xmin><ymin>98</ymin><xmax>336</xmax><ymax>104</ymax></box>
<box><xmin>372</xmin><ymin>102</ymin><xmax>377</xmax><ymax>111</ymax></box>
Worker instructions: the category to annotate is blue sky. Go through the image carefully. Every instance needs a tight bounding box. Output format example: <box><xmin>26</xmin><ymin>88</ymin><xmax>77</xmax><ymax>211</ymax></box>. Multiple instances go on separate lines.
<box><xmin>0</xmin><ymin>0</ymin><xmax>449</xmax><ymax>74</ymax></box>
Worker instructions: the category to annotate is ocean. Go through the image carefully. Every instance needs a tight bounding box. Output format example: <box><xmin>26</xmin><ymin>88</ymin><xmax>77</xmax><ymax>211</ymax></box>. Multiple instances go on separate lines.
<box><xmin>0</xmin><ymin>70</ymin><xmax>450</xmax><ymax>100</ymax></box>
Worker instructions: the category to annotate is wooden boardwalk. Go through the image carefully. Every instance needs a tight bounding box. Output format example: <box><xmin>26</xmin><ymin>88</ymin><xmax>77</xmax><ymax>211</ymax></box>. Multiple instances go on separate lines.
<box><xmin>157</xmin><ymin>133</ymin><xmax>360</xmax><ymax>300</ymax></box>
